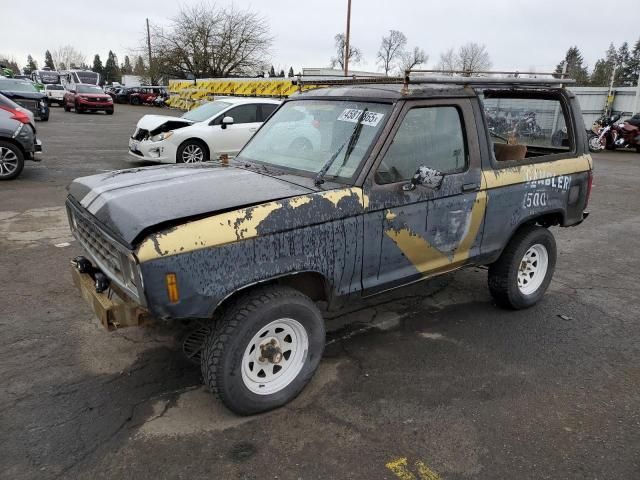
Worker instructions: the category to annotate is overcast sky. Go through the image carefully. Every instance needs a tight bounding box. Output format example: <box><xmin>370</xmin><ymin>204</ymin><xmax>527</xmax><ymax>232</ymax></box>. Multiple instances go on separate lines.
<box><xmin>2</xmin><ymin>0</ymin><xmax>639</xmax><ymax>75</ymax></box>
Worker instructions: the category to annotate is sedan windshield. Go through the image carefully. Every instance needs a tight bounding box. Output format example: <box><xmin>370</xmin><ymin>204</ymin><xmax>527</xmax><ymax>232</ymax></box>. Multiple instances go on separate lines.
<box><xmin>182</xmin><ymin>101</ymin><xmax>231</xmax><ymax>122</ymax></box>
<box><xmin>77</xmin><ymin>85</ymin><xmax>104</xmax><ymax>94</ymax></box>
<box><xmin>239</xmin><ymin>100</ymin><xmax>391</xmax><ymax>182</ymax></box>
<box><xmin>0</xmin><ymin>79</ymin><xmax>39</xmax><ymax>93</ymax></box>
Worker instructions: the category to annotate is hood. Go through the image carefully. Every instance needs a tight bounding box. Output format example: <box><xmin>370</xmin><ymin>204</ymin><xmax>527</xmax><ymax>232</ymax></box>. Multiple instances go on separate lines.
<box><xmin>136</xmin><ymin>114</ymin><xmax>193</xmax><ymax>133</ymax></box>
<box><xmin>67</xmin><ymin>164</ymin><xmax>313</xmax><ymax>245</ymax></box>
<box><xmin>0</xmin><ymin>90</ymin><xmax>45</xmax><ymax>101</ymax></box>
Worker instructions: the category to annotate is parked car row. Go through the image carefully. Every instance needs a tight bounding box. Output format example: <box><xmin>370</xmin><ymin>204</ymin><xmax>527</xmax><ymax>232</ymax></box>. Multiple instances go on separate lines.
<box><xmin>106</xmin><ymin>86</ymin><xmax>169</xmax><ymax>107</ymax></box>
<box><xmin>0</xmin><ymin>93</ymin><xmax>42</xmax><ymax>180</ymax></box>
<box><xmin>0</xmin><ymin>78</ymin><xmax>49</xmax><ymax>121</ymax></box>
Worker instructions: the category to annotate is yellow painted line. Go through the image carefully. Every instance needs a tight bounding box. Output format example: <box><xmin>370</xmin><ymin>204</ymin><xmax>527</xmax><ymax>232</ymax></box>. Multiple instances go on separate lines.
<box><xmin>386</xmin><ymin>457</ymin><xmax>442</xmax><ymax>480</ymax></box>
<box><xmin>481</xmin><ymin>154</ymin><xmax>592</xmax><ymax>190</ymax></box>
<box><xmin>386</xmin><ymin>458</ymin><xmax>417</xmax><ymax>480</ymax></box>
<box><xmin>137</xmin><ymin>187</ymin><xmax>368</xmax><ymax>262</ymax></box>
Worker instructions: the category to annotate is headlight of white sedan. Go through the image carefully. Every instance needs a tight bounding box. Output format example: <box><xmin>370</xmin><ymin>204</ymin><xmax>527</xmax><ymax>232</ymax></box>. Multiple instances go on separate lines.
<box><xmin>150</xmin><ymin>131</ymin><xmax>174</xmax><ymax>142</ymax></box>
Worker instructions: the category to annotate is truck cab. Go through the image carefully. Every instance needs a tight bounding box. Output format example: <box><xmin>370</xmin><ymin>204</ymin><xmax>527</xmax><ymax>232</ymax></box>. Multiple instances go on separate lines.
<box><xmin>66</xmin><ymin>73</ymin><xmax>592</xmax><ymax>415</ymax></box>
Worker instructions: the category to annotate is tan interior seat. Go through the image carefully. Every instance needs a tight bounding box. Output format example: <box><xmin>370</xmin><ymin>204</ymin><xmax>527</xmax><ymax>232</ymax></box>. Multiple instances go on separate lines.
<box><xmin>494</xmin><ymin>143</ymin><xmax>527</xmax><ymax>162</ymax></box>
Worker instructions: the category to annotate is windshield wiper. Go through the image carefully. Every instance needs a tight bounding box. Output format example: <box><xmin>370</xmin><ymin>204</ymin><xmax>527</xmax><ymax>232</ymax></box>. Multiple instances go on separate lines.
<box><xmin>314</xmin><ymin>108</ymin><xmax>368</xmax><ymax>186</ymax></box>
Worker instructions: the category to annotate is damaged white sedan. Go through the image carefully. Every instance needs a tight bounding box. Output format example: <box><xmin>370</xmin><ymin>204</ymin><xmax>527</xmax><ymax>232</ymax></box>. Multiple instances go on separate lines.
<box><xmin>128</xmin><ymin>97</ymin><xmax>281</xmax><ymax>163</ymax></box>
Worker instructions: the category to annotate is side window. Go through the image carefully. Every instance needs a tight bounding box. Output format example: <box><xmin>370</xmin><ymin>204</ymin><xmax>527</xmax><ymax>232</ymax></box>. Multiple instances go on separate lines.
<box><xmin>227</xmin><ymin>104</ymin><xmax>259</xmax><ymax>124</ymax></box>
<box><xmin>481</xmin><ymin>95</ymin><xmax>572</xmax><ymax>162</ymax></box>
<box><xmin>259</xmin><ymin>103</ymin><xmax>278</xmax><ymax>122</ymax></box>
<box><xmin>376</xmin><ymin>106</ymin><xmax>466</xmax><ymax>184</ymax></box>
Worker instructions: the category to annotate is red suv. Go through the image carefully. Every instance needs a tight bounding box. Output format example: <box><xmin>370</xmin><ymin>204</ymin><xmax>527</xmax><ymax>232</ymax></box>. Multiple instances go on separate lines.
<box><xmin>63</xmin><ymin>84</ymin><xmax>114</xmax><ymax>115</ymax></box>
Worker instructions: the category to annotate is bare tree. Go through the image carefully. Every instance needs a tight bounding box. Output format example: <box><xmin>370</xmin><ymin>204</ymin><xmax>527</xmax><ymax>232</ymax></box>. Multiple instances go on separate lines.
<box><xmin>436</xmin><ymin>43</ymin><xmax>492</xmax><ymax>75</ymax></box>
<box><xmin>457</xmin><ymin>42</ymin><xmax>492</xmax><ymax>74</ymax></box>
<box><xmin>330</xmin><ymin>33</ymin><xmax>362</xmax><ymax>70</ymax></box>
<box><xmin>52</xmin><ymin>45</ymin><xmax>86</xmax><ymax>70</ymax></box>
<box><xmin>399</xmin><ymin>47</ymin><xmax>428</xmax><ymax>73</ymax></box>
<box><xmin>149</xmin><ymin>2</ymin><xmax>272</xmax><ymax>79</ymax></box>
<box><xmin>377</xmin><ymin>30</ymin><xmax>407</xmax><ymax>76</ymax></box>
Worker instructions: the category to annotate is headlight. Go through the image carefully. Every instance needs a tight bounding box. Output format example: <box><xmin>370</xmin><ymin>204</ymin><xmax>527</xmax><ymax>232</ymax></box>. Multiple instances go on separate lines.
<box><xmin>105</xmin><ymin>97</ymin><xmax>113</xmax><ymax>102</ymax></box>
<box><xmin>39</xmin><ymin>100</ymin><xmax>46</xmax><ymax>107</ymax></box>
<box><xmin>150</xmin><ymin>131</ymin><xmax>173</xmax><ymax>142</ymax></box>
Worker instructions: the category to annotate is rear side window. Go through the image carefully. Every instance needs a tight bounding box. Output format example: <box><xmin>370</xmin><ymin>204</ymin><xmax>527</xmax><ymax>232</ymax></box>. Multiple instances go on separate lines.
<box><xmin>376</xmin><ymin>106</ymin><xmax>467</xmax><ymax>184</ymax></box>
<box><xmin>481</xmin><ymin>94</ymin><xmax>572</xmax><ymax>162</ymax></box>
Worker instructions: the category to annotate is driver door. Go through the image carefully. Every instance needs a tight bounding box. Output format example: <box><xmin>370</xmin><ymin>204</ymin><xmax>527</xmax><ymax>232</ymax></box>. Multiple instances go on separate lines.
<box><xmin>361</xmin><ymin>98</ymin><xmax>486</xmax><ymax>295</ymax></box>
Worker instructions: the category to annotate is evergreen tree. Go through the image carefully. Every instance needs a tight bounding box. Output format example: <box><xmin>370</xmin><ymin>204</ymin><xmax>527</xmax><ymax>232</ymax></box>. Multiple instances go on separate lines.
<box><xmin>279</xmin><ymin>69</ymin><xmax>285</xmax><ymax>77</ymax></box>
<box><xmin>121</xmin><ymin>55</ymin><xmax>133</xmax><ymax>75</ymax></box>
<box><xmin>555</xmin><ymin>46</ymin><xmax>589</xmax><ymax>86</ymax></box>
<box><xmin>24</xmin><ymin>55</ymin><xmax>37</xmax><ymax>75</ymax></box>
<box><xmin>616</xmin><ymin>42</ymin><xmax>635</xmax><ymax>86</ymax></box>
<box><xmin>58</xmin><ymin>62</ymin><xmax>67</xmax><ymax>71</ymax></box>
<box><xmin>133</xmin><ymin>56</ymin><xmax>146</xmax><ymax>76</ymax></box>
<box><xmin>103</xmin><ymin>50</ymin><xmax>120</xmax><ymax>83</ymax></box>
<box><xmin>590</xmin><ymin>43</ymin><xmax>617</xmax><ymax>87</ymax></box>
<box><xmin>92</xmin><ymin>54</ymin><xmax>104</xmax><ymax>76</ymax></box>
<box><xmin>287</xmin><ymin>66</ymin><xmax>294</xmax><ymax>78</ymax></box>
<box><xmin>44</xmin><ymin>50</ymin><xmax>55</xmax><ymax>70</ymax></box>
<box><xmin>628</xmin><ymin>38</ymin><xmax>640</xmax><ymax>86</ymax></box>
<box><xmin>269</xmin><ymin>65</ymin><xmax>276</xmax><ymax>77</ymax></box>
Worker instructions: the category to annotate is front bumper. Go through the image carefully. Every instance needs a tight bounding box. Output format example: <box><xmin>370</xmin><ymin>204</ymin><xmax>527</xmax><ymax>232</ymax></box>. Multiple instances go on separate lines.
<box><xmin>128</xmin><ymin>137</ymin><xmax>174</xmax><ymax>163</ymax></box>
<box><xmin>78</xmin><ymin>99</ymin><xmax>113</xmax><ymax>110</ymax></box>
<box><xmin>71</xmin><ymin>266</ymin><xmax>147</xmax><ymax>330</ymax></box>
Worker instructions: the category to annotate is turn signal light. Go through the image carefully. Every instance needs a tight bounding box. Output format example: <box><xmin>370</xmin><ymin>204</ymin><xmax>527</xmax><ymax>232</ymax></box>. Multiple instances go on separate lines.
<box><xmin>0</xmin><ymin>105</ymin><xmax>30</xmax><ymax>124</ymax></box>
<box><xmin>165</xmin><ymin>273</ymin><xmax>180</xmax><ymax>303</ymax></box>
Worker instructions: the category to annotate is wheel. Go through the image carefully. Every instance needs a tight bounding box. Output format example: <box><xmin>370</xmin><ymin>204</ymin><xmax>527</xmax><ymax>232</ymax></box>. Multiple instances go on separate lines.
<box><xmin>105</xmin><ymin>109</ymin><xmax>114</xmax><ymax>115</ymax></box>
<box><xmin>587</xmin><ymin>134</ymin><xmax>603</xmax><ymax>152</ymax></box>
<box><xmin>176</xmin><ymin>140</ymin><xmax>208</xmax><ymax>163</ymax></box>
<box><xmin>75</xmin><ymin>102</ymin><xmax>83</xmax><ymax>114</ymax></box>
<box><xmin>288</xmin><ymin>137</ymin><xmax>313</xmax><ymax>154</ymax></box>
<box><xmin>201</xmin><ymin>285</ymin><xmax>325</xmax><ymax>415</ymax></box>
<box><xmin>488</xmin><ymin>225</ymin><xmax>557</xmax><ymax>309</ymax></box>
<box><xmin>130</xmin><ymin>96</ymin><xmax>140</xmax><ymax>105</ymax></box>
<box><xmin>635</xmin><ymin>145</ymin><xmax>640</xmax><ymax>154</ymax></box>
<box><xmin>64</xmin><ymin>102</ymin><xmax>71</xmax><ymax>112</ymax></box>
<box><xmin>0</xmin><ymin>141</ymin><xmax>25</xmax><ymax>180</ymax></box>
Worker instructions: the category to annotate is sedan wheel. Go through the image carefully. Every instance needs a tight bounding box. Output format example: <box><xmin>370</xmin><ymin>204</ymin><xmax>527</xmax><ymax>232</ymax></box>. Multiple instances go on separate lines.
<box><xmin>0</xmin><ymin>142</ymin><xmax>25</xmax><ymax>180</ymax></box>
<box><xmin>178</xmin><ymin>141</ymin><xmax>207</xmax><ymax>163</ymax></box>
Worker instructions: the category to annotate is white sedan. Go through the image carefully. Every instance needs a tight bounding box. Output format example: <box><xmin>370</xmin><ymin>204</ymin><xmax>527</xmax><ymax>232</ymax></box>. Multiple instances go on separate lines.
<box><xmin>128</xmin><ymin>97</ymin><xmax>281</xmax><ymax>163</ymax></box>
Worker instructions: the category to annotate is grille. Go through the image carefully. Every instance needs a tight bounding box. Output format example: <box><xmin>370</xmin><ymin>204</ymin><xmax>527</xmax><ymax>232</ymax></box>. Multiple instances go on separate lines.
<box><xmin>15</xmin><ymin>99</ymin><xmax>38</xmax><ymax>114</ymax></box>
<box><xmin>72</xmin><ymin>210</ymin><xmax>125</xmax><ymax>285</ymax></box>
<box><xmin>132</xmin><ymin>128</ymin><xmax>149</xmax><ymax>141</ymax></box>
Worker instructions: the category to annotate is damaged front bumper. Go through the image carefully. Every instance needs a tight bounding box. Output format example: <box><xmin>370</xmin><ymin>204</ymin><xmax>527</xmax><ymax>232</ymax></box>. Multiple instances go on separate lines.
<box><xmin>71</xmin><ymin>265</ymin><xmax>148</xmax><ymax>331</ymax></box>
<box><xmin>128</xmin><ymin>137</ymin><xmax>174</xmax><ymax>163</ymax></box>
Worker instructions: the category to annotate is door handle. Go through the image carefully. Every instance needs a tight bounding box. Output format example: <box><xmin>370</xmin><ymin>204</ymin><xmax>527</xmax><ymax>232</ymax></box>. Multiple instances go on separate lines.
<box><xmin>462</xmin><ymin>183</ymin><xmax>479</xmax><ymax>192</ymax></box>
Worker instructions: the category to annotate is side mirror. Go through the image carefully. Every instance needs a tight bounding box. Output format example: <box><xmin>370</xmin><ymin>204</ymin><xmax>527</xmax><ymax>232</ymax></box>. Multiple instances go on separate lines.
<box><xmin>402</xmin><ymin>166</ymin><xmax>444</xmax><ymax>191</ymax></box>
<box><xmin>221</xmin><ymin>116</ymin><xmax>234</xmax><ymax>129</ymax></box>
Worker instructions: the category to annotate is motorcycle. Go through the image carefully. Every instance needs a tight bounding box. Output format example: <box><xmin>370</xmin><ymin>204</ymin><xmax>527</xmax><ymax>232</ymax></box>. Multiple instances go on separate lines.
<box><xmin>588</xmin><ymin>114</ymin><xmax>618</xmax><ymax>152</ymax></box>
<box><xmin>589</xmin><ymin>113</ymin><xmax>640</xmax><ymax>153</ymax></box>
<box><xmin>515</xmin><ymin>111</ymin><xmax>543</xmax><ymax>139</ymax></box>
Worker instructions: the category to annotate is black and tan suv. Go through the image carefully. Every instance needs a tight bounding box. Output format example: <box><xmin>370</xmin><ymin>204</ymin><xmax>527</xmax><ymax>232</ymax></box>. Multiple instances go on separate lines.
<box><xmin>66</xmin><ymin>73</ymin><xmax>593</xmax><ymax>415</ymax></box>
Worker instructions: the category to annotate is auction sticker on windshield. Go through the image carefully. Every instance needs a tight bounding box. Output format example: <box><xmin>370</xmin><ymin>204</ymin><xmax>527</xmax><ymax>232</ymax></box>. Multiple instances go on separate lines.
<box><xmin>338</xmin><ymin>109</ymin><xmax>384</xmax><ymax>127</ymax></box>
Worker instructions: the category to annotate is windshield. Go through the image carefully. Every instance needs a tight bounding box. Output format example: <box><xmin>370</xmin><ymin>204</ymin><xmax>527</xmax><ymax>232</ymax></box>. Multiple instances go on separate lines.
<box><xmin>0</xmin><ymin>79</ymin><xmax>38</xmax><ymax>93</ymax></box>
<box><xmin>182</xmin><ymin>101</ymin><xmax>231</xmax><ymax>122</ymax></box>
<box><xmin>239</xmin><ymin>100</ymin><xmax>391</xmax><ymax>182</ymax></box>
<box><xmin>77</xmin><ymin>85</ymin><xmax>104</xmax><ymax>94</ymax></box>
<box><xmin>38</xmin><ymin>72</ymin><xmax>60</xmax><ymax>84</ymax></box>
<box><xmin>77</xmin><ymin>71</ymin><xmax>99</xmax><ymax>84</ymax></box>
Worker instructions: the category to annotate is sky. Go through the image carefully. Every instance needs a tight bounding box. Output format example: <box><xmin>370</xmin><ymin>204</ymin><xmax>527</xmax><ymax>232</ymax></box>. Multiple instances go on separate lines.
<box><xmin>2</xmin><ymin>0</ymin><xmax>639</xmax><ymax>75</ymax></box>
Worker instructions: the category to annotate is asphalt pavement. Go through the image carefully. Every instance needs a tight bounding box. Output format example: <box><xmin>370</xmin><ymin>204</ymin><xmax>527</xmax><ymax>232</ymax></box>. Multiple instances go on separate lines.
<box><xmin>1</xmin><ymin>104</ymin><xmax>639</xmax><ymax>479</ymax></box>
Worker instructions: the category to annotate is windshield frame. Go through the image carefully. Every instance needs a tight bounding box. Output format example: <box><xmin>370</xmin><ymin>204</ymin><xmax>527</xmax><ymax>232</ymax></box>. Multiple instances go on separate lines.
<box><xmin>237</xmin><ymin>97</ymin><xmax>396</xmax><ymax>185</ymax></box>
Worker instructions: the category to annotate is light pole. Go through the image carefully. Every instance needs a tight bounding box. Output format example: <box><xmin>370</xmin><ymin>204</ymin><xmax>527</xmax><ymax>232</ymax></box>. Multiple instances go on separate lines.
<box><xmin>344</xmin><ymin>0</ymin><xmax>352</xmax><ymax>76</ymax></box>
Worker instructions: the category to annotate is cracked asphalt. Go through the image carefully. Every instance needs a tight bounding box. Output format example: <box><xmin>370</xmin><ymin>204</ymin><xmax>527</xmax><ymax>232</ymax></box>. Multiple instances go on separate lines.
<box><xmin>1</xmin><ymin>105</ymin><xmax>639</xmax><ymax>479</ymax></box>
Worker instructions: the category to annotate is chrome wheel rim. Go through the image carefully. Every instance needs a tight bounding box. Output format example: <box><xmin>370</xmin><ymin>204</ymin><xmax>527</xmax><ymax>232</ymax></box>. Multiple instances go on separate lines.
<box><xmin>0</xmin><ymin>147</ymin><xmax>19</xmax><ymax>177</ymax></box>
<box><xmin>517</xmin><ymin>244</ymin><xmax>549</xmax><ymax>295</ymax></box>
<box><xmin>182</xmin><ymin>144</ymin><xmax>204</xmax><ymax>163</ymax></box>
<box><xmin>588</xmin><ymin>136</ymin><xmax>603</xmax><ymax>151</ymax></box>
<box><xmin>241</xmin><ymin>318</ymin><xmax>309</xmax><ymax>395</ymax></box>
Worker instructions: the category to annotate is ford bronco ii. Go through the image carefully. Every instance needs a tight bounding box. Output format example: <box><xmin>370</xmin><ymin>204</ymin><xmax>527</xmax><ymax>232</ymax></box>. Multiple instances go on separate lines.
<box><xmin>67</xmin><ymin>73</ymin><xmax>592</xmax><ymax>415</ymax></box>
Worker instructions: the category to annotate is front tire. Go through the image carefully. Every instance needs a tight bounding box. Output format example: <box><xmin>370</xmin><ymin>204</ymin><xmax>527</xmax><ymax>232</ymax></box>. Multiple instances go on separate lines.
<box><xmin>0</xmin><ymin>141</ymin><xmax>25</xmax><ymax>180</ymax></box>
<box><xmin>176</xmin><ymin>140</ymin><xmax>208</xmax><ymax>163</ymax></box>
<box><xmin>488</xmin><ymin>225</ymin><xmax>557</xmax><ymax>309</ymax></box>
<box><xmin>201</xmin><ymin>286</ymin><xmax>325</xmax><ymax>415</ymax></box>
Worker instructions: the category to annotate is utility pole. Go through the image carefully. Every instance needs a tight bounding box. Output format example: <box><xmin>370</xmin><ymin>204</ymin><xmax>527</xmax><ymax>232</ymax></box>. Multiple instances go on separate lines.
<box><xmin>146</xmin><ymin>18</ymin><xmax>154</xmax><ymax>84</ymax></box>
<box><xmin>605</xmin><ymin>64</ymin><xmax>618</xmax><ymax>116</ymax></box>
<box><xmin>344</xmin><ymin>0</ymin><xmax>352</xmax><ymax>76</ymax></box>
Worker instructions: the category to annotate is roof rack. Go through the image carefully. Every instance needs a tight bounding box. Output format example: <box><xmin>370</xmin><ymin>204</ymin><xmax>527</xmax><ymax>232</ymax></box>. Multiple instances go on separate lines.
<box><xmin>294</xmin><ymin>69</ymin><xmax>574</xmax><ymax>92</ymax></box>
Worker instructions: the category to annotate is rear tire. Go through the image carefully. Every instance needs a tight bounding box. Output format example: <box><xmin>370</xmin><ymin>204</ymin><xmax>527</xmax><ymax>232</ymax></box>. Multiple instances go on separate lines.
<box><xmin>201</xmin><ymin>285</ymin><xmax>325</xmax><ymax>415</ymax></box>
<box><xmin>488</xmin><ymin>225</ymin><xmax>557</xmax><ymax>310</ymax></box>
<box><xmin>0</xmin><ymin>141</ymin><xmax>25</xmax><ymax>180</ymax></box>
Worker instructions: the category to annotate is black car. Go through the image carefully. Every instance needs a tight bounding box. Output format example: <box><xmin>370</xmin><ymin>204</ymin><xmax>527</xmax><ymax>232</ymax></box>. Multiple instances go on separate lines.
<box><xmin>0</xmin><ymin>78</ymin><xmax>49</xmax><ymax>121</ymax></box>
<box><xmin>0</xmin><ymin>93</ymin><xmax>42</xmax><ymax>180</ymax></box>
